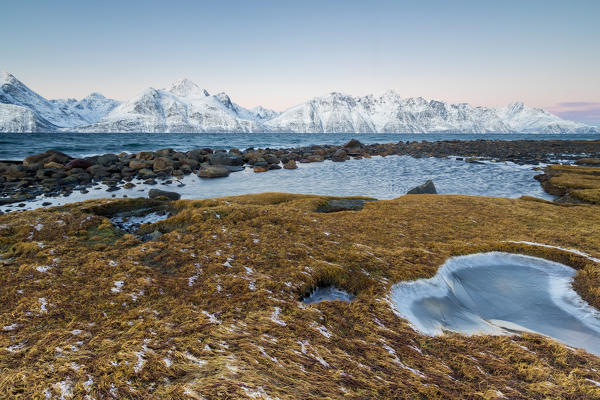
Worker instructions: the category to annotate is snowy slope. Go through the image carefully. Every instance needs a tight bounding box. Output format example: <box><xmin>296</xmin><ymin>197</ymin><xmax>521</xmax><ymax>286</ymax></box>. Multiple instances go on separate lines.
<box><xmin>0</xmin><ymin>72</ymin><xmax>120</xmax><ymax>131</ymax></box>
<box><xmin>0</xmin><ymin>104</ymin><xmax>45</xmax><ymax>133</ymax></box>
<box><xmin>0</xmin><ymin>72</ymin><xmax>597</xmax><ymax>133</ymax></box>
<box><xmin>265</xmin><ymin>91</ymin><xmax>596</xmax><ymax>134</ymax></box>
<box><xmin>78</xmin><ymin>80</ymin><xmax>263</xmax><ymax>133</ymax></box>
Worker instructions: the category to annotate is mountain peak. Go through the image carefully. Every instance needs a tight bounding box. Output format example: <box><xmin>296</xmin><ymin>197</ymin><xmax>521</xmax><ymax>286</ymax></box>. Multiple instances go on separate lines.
<box><xmin>168</xmin><ymin>78</ymin><xmax>209</xmax><ymax>97</ymax></box>
<box><xmin>506</xmin><ymin>101</ymin><xmax>526</xmax><ymax>113</ymax></box>
<box><xmin>1</xmin><ymin>72</ymin><xmax>19</xmax><ymax>85</ymax></box>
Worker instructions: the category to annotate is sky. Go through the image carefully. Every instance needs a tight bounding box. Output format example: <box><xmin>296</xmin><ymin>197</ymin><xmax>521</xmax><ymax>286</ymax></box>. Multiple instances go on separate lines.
<box><xmin>1</xmin><ymin>0</ymin><xmax>599</xmax><ymax>124</ymax></box>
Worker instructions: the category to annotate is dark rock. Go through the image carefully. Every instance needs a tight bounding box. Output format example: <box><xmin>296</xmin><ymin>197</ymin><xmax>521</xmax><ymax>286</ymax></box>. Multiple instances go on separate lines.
<box><xmin>180</xmin><ymin>158</ymin><xmax>199</xmax><ymax>169</ymax></box>
<box><xmin>136</xmin><ymin>151</ymin><xmax>155</xmax><ymax>160</ymax></box>
<box><xmin>198</xmin><ymin>166</ymin><xmax>230</xmax><ymax>178</ymax></box>
<box><xmin>148</xmin><ymin>189</ymin><xmax>181</xmax><ymax>201</ymax></box>
<box><xmin>123</xmin><ymin>182</ymin><xmax>136</xmax><ymax>189</ymax></box>
<box><xmin>42</xmin><ymin>202</ymin><xmax>52</xmax><ymax>206</ymax></box>
<box><xmin>155</xmin><ymin>148</ymin><xmax>175</xmax><ymax>157</ymax></box>
<box><xmin>95</xmin><ymin>154</ymin><xmax>119</xmax><ymax>166</ymax></box>
<box><xmin>283</xmin><ymin>160</ymin><xmax>298</xmax><ymax>170</ymax></box>
<box><xmin>0</xmin><ymin>196</ymin><xmax>27</xmax><ymax>205</ymax></box>
<box><xmin>23</xmin><ymin>150</ymin><xmax>71</xmax><ymax>168</ymax></box>
<box><xmin>343</xmin><ymin>139</ymin><xmax>363</xmax><ymax>154</ymax></box>
<box><xmin>307</xmin><ymin>155</ymin><xmax>324</xmax><ymax>163</ymax></box>
<box><xmin>332</xmin><ymin>149</ymin><xmax>348</xmax><ymax>162</ymax></box>
<box><xmin>185</xmin><ymin>149</ymin><xmax>208</xmax><ymax>161</ymax></box>
<box><xmin>263</xmin><ymin>154</ymin><xmax>280</xmax><ymax>165</ymax></box>
<box><xmin>65</xmin><ymin>158</ymin><xmax>93</xmax><ymax>170</ymax></box>
<box><xmin>153</xmin><ymin>157</ymin><xmax>174</xmax><ymax>172</ymax></box>
<box><xmin>106</xmin><ymin>186</ymin><xmax>120</xmax><ymax>192</ymax></box>
<box><xmin>138</xmin><ymin>169</ymin><xmax>157</xmax><ymax>179</ymax></box>
<box><xmin>253</xmin><ymin>157</ymin><xmax>268</xmax><ymax>167</ymax></box>
<box><xmin>209</xmin><ymin>153</ymin><xmax>244</xmax><ymax>166</ymax></box>
<box><xmin>407</xmin><ymin>180</ymin><xmax>437</xmax><ymax>195</ymax></box>
<box><xmin>6</xmin><ymin>165</ymin><xmax>28</xmax><ymax>178</ymax></box>
<box><xmin>317</xmin><ymin>199</ymin><xmax>373</xmax><ymax>212</ymax></box>
<box><xmin>87</xmin><ymin>165</ymin><xmax>109</xmax><ymax>178</ymax></box>
<box><xmin>129</xmin><ymin>160</ymin><xmax>149</xmax><ymax>170</ymax></box>
<box><xmin>143</xmin><ymin>179</ymin><xmax>157</xmax><ymax>185</ymax></box>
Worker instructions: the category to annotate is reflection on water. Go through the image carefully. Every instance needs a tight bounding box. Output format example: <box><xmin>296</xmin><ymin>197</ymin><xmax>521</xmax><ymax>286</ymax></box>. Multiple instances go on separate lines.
<box><xmin>391</xmin><ymin>252</ymin><xmax>600</xmax><ymax>356</ymax></box>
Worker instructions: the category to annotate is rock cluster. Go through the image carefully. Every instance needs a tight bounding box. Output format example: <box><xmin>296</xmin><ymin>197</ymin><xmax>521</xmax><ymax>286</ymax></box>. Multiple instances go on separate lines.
<box><xmin>1</xmin><ymin>139</ymin><xmax>599</xmax><ymax>206</ymax></box>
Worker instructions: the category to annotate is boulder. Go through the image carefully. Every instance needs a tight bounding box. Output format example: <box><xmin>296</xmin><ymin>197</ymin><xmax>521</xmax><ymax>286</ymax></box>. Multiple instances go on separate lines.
<box><xmin>23</xmin><ymin>150</ymin><xmax>71</xmax><ymax>168</ymax></box>
<box><xmin>198</xmin><ymin>166</ymin><xmax>230</xmax><ymax>178</ymax></box>
<box><xmin>263</xmin><ymin>153</ymin><xmax>280</xmax><ymax>165</ymax></box>
<box><xmin>128</xmin><ymin>160</ymin><xmax>149</xmax><ymax>170</ymax></box>
<box><xmin>283</xmin><ymin>160</ymin><xmax>298</xmax><ymax>169</ymax></box>
<box><xmin>44</xmin><ymin>161</ymin><xmax>64</xmax><ymax>169</ymax></box>
<box><xmin>209</xmin><ymin>153</ymin><xmax>244</xmax><ymax>166</ymax></box>
<box><xmin>153</xmin><ymin>157</ymin><xmax>174</xmax><ymax>172</ymax></box>
<box><xmin>86</xmin><ymin>165</ymin><xmax>109</xmax><ymax>178</ymax></box>
<box><xmin>5</xmin><ymin>164</ymin><xmax>28</xmax><ymax>178</ymax></box>
<box><xmin>148</xmin><ymin>189</ymin><xmax>181</xmax><ymax>201</ymax></box>
<box><xmin>155</xmin><ymin>148</ymin><xmax>175</xmax><ymax>158</ymax></box>
<box><xmin>317</xmin><ymin>199</ymin><xmax>372</xmax><ymax>213</ymax></box>
<box><xmin>65</xmin><ymin>158</ymin><xmax>93</xmax><ymax>170</ymax></box>
<box><xmin>343</xmin><ymin>139</ymin><xmax>363</xmax><ymax>154</ymax></box>
<box><xmin>136</xmin><ymin>151</ymin><xmax>155</xmax><ymax>160</ymax></box>
<box><xmin>185</xmin><ymin>149</ymin><xmax>207</xmax><ymax>161</ymax></box>
<box><xmin>253</xmin><ymin>157</ymin><xmax>268</xmax><ymax>167</ymax></box>
<box><xmin>307</xmin><ymin>155</ymin><xmax>324</xmax><ymax>162</ymax></box>
<box><xmin>407</xmin><ymin>180</ymin><xmax>437</xmax><ymax>195</ymax></box>
<box><xmin>138</xmin><ymin>168</ymin><xmax>157</xmax><ymax>179</ymax></box>
<box><xmin>95</xmin><ymin>154</ymin><xmax>119</xmax><ymax>166</ymax></box>
<box><xmin>253</xmin><ymin>166</ymin><xmax>268</xmax><ymax>173</ymax></box>
<box><xmin>180</xmin><ymin>158</ymin><xmax>199</xmax><ymax>169</ymax></box>
<box><xmin>331</xmin><ymin>149</ymin><xmax>348</xmax><ymax>162</ymax></box>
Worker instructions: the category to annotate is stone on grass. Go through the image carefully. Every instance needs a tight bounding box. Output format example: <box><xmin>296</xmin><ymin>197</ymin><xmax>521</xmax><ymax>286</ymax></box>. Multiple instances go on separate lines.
<box><xmin>407</xmin><ymin>180</ymin><xmax>437</xmax><ymax>195</ymax></box>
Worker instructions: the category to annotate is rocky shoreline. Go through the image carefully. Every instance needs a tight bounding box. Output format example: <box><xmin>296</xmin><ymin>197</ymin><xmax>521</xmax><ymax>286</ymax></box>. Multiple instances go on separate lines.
<box><xmin>0</xmin><ymin>138</ymin><xmax>599</xmax><ymax>208</ymax></box>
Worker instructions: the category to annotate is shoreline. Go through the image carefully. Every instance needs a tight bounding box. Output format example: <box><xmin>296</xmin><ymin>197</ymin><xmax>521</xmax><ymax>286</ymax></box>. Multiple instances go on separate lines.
<box><xmin>1</xmin><ymin>138</ymin><xmax>599</xmax><ymax>207</ymax></box>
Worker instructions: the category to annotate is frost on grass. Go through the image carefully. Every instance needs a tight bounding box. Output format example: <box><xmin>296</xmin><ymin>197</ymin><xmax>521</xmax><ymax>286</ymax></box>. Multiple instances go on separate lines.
<box><xmin>271</xmin><ymin>307</ymin><xmax>286</xmax><ymax>326</ymax></box>
<box><xmin>111</xmin><ymin>280</ymin><xmax>124</xmax><ymax>293</ymax></box>
<box><xmin>4</xmin><ymin>194</ymin><xmax>600</xmax><ymax>399</ymax></box>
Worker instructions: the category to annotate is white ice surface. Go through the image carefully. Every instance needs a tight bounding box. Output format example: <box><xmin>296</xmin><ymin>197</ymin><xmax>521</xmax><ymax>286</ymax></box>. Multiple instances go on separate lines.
<box><xmin>390</xmin><ymin>252</ymin><xmax>600</xmax><ymax>356</ymax></box>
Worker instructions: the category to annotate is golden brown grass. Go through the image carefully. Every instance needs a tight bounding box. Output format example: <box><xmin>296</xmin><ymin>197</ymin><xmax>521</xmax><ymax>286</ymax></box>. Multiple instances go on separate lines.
<box><xmin>1</xmin><ymin>193</ymin><xmax>600</xmax><ymax>399</ymax></box>
<box><xmin>539</xmin><ymin>164</ymin><xmax>600</xmax><ymax>204</ymax></box>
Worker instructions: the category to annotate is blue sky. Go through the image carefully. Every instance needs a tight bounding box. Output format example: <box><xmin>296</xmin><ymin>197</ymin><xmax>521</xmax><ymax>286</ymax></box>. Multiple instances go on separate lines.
<box><xmin>1</xmin><ymin>0</ymin><xmax>599</xmax><ymax>123</ymax></box>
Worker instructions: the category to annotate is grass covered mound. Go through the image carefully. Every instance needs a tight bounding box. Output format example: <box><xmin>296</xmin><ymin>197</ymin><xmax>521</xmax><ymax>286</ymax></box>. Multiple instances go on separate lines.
<box><xmin>1</xmin><ymin>193</ymin><xmax>600</xmax><ymax>399</ymax></box>
<box><xmin>536</xmin><ymin>164</ymin><xmax>600</xmax><ymax>204</ymax></box>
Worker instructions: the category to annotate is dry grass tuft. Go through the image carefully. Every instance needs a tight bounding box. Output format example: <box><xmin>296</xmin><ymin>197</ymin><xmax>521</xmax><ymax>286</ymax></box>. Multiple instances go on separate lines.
<box><xmin>1</xmin><ymin>193</ymin><xmax>600</xmax><ymax>398</ymax></box>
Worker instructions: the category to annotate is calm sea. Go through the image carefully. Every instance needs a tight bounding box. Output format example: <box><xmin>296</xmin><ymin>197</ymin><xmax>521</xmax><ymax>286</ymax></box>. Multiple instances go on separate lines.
<box><xmin>0</xmin><ymin>132</ymin><xmax>598</xmax><ymax>160</ymax></box>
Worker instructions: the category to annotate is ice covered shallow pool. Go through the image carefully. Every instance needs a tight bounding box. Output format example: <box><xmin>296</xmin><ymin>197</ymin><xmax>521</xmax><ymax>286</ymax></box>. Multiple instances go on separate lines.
<box><xmin>0</xmin><ymin>155</ymin><xmax>552</xmax><ymax>213</ymax></box>
<box><xmin>390</xmin><ymin>252</ymin><xmax>600</xmax><ymax>356</ymax></box>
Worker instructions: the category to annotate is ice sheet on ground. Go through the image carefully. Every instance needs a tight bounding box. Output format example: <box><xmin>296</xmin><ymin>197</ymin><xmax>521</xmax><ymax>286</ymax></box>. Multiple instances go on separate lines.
<box><xmin>390</xmin><ymin>252</ymin><xmax>600</xmax><ymax>356</ymax></box>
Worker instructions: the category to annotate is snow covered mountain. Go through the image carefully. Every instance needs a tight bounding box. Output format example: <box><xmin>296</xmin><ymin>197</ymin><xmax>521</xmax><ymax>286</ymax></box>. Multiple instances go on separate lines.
<box><xmin>264</xmin><ymin>91</ymin><xmax>597</xmax><ymax>134</ymax></box>
<box><xmin>0</xmin><ymin>72</ymin><xmax>597</xmax><ymax>133</ymax></box>
<box><xmin>0</xmin><ymin>72</ymin><xmax>120</xmax><ymax>132</ymax></box>
<box><xmin>76</xmin><ymin>79</ymin><xmax>262</xmax><ymax>133</ymax></box>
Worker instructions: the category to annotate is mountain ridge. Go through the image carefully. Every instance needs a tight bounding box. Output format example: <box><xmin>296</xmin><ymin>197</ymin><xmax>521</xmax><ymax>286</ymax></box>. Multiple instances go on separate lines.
<box><xmin>0</xmin><ymin>72</ymin><xmax>597</xmax><ymax>134</ymax></box>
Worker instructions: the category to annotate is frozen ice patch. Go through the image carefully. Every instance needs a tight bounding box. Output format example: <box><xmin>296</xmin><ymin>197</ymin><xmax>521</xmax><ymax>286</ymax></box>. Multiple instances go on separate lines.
<box><xmin>390</xmin><ymin>252</ymin><xmax>600</xmax><ymax>356</ymax></box>
<box><xmin>303</xmin><ymin>286</ymin><xmax>354</xmax><ymax>304</ymax></box>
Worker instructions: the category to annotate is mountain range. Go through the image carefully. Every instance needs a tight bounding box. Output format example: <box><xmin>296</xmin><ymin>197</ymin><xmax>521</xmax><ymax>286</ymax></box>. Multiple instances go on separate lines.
<box><xmin>1</xmin><ymin>72</ymin><xmax>597</xmax><ymax>134</ymax></box>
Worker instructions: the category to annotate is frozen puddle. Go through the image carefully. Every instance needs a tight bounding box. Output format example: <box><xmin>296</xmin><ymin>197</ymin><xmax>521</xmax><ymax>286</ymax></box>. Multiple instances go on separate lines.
<box><xmin>303</xmin><ymin>286</ymin><xmax>355</xmax><ymax>304</ymax></box>
<box><xmin>110</xmin><ymin>211</ymin><xmax>171</xmax><ymax>233</ymax></box>
<box><xmin>390</xmin><ymin>252</ymin><xmax>600</xmax><ymax>356</ymax></box>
